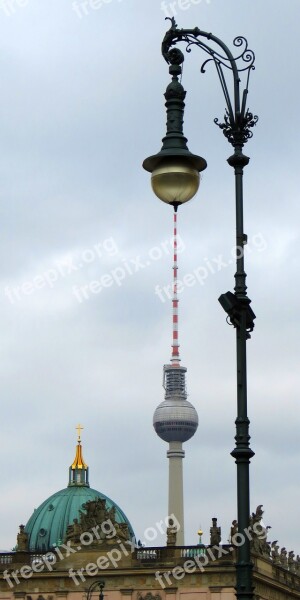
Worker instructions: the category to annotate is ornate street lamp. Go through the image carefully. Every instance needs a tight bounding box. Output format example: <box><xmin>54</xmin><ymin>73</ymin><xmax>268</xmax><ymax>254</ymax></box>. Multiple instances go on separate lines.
<box><xmin>143</xmin><ymin>17</ymin><xmax>258</xmax><ymax>600</ymax></box>
<box><xmin>86</xmin><ymin>580</ymin><xmax>105</xmax><ymax>600</ymax></box>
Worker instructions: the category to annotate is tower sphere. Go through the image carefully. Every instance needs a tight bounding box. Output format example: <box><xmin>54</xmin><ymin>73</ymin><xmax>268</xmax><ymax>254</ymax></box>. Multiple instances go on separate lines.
<box><xmin>153</xmin><ymin>397</ymin><xmax>198</xmax><ymax>443</ymax></box>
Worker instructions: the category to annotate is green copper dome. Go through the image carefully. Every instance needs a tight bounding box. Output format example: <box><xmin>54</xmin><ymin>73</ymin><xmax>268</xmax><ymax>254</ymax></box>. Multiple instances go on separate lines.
<box><xmin>25</xmin><ymin>486</ymin><xmax>135</xmax><ymax>552</ymax></box>
<box><xmin>25</xmin><ymin>432</ymin><xmax>135</xmax><ymax>552</ymax></box>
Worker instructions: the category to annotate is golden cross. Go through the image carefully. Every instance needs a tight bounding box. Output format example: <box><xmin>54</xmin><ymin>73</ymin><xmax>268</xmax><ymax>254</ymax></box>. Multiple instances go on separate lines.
<box><xmin>76</xmin><ymin>424</ymin><xmax>84</xmax><ymax>442</ymax></box>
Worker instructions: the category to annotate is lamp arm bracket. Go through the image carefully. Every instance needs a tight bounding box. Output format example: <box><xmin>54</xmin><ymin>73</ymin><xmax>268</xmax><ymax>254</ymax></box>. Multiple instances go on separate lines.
<box><xmin>162</xmin><ymin>18</ymin><xmax>258</xmax><ymax>147</ymax></box>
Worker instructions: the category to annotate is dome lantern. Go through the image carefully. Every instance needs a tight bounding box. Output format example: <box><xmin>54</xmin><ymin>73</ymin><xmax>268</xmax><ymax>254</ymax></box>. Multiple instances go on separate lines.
<box><xmin>68</xmin><ymin>424</ymin><xmax>89</xmax><ymax>487</ymax></box>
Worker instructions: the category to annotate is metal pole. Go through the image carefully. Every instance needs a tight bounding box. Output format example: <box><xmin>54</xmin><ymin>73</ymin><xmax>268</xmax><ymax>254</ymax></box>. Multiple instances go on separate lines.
<box><xmin>99</xmin><ymin>581</ymin><xmax>105</xmax><ymax>600</ymax></box>
<box><xmin>229</xmin><ymin>147</ymin><xmax>255</xmax><ymax>600</ymax></box>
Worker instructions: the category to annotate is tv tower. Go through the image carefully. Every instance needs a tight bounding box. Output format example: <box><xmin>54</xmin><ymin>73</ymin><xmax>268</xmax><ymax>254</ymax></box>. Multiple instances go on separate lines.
<box><xmin>153</xmin><ymin>207</ymin><xmax>198</xmax><ymax>546</ymax></box>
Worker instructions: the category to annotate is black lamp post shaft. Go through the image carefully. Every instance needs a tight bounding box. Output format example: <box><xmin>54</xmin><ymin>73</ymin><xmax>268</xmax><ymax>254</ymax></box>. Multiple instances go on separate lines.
<box><xmin>229</xmin><ymin>149</ymin><xmax>255</xmax><ymax>600</ymax></box>
<box><xmin>159</xmin><ymin>18</ymin><xmax>258</xmax><ymax>600</ymax></box>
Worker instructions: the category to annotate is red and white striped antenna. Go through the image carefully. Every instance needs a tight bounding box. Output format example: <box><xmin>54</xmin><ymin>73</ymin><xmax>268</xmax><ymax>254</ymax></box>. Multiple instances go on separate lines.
<box><xmin>171</xmin><ymin>206</ymin><xmax>180</xmax><ymax>366</ymax></box>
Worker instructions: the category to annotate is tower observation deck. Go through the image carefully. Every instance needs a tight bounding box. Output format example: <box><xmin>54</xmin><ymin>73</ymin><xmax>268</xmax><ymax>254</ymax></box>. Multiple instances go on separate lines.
<box><xmin>153</xmin><ymin>364</ymin><xmax>198</xmax><ymax>443</ymax></box>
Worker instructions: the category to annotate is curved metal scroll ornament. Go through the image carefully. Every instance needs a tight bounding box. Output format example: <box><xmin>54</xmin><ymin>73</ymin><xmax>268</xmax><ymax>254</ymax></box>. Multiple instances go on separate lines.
<box><xmin>161</xmin><ymin>17</ymin><xmax>258</xmax><ymax>148</ymax></box>
<box><xmin>187</xmin><ymin>35</ymin><xmax>255</xmax><ymax>74</ymax></box>
<box><xmin>162</xmin><ymin>18</ymin><xmax>255</xmax><ymax>72</ymax></box>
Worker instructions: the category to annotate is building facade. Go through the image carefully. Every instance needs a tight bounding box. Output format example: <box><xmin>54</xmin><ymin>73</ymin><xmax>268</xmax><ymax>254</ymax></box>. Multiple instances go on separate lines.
<box><xmin>1</xmin><ymin>436</ymin><xmax>300</xmax><ymax>600</ymax></box>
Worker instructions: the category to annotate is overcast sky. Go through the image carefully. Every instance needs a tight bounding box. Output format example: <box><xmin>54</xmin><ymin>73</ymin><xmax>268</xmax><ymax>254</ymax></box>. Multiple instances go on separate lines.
<box><xmin>1</xmin><ymin>0</ymin><xmax>300</xmax><ymax>555</ymax></box>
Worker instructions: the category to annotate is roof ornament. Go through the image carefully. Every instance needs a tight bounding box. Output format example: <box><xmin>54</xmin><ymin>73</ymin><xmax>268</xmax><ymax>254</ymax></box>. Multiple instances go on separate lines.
<box><xmin>76</xmin><ymin>423</ymin><xmax>84</xmax><ymax>442</ymax></box>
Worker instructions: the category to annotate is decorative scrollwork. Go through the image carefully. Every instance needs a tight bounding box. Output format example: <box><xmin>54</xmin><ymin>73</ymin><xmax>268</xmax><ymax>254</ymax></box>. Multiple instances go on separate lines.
<box><xmin>214</xmin><ymin>109</ymin><xmax>258</xmax><ymax>146</ymax></box>
<box><xmin>162</xmin><ymin>23</ymin><xmax>255</xmax><ymax>73</ymax></box>
<box><xmin>233</xmin><ymin>36</ymin><xmax>255</xmax><ymax>70</ymax></box>
<box><xmin>161</xmin><ymin>19</ymin><xmax>258</xmax><ymax>148</ymax></box>
<box><xmin>162</xmin><ymin>17</ymin><xmax>178</xmax><ymax>63</ymax></box>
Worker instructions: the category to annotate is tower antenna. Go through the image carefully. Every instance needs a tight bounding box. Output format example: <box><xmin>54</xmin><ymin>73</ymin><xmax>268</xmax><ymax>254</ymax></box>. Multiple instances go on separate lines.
<box><xmin>171</xmin><ymin>206</ymin><xmax>180</xmax><ymax>366</ymax></box>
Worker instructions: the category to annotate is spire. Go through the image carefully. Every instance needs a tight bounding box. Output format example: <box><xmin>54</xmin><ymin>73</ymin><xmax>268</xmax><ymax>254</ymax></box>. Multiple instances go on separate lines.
<box><xmin>68</xmin><ymin>424</ymin><xmax>89</xmax><ymax>487</ymax></box>
<box><xmin>171</xmin><ymin>207</ymin><xmax>180</xmax><ymax>365</ymax></box>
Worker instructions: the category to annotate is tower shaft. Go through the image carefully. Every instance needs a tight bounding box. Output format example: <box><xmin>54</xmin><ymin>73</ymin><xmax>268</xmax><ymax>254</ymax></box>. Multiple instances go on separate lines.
<box><xmin>167</xmin><ymin>441</ymin><xmax>185</xmax><ymax>545</ymax></box>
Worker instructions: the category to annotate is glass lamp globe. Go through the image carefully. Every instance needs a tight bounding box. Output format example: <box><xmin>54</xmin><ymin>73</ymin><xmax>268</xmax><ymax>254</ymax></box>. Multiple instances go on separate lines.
<box><xmin>151</xmin><ymin>160</ymin><xmax>200</xmax><ymax>204</ymax></box>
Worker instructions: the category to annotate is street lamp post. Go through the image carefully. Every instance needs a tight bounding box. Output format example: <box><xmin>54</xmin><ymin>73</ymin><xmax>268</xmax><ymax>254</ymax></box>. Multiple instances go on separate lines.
<box><xmin>143</xmin><ymin>17</ymin><xmax>258</xmax><ymax>600</ymax></box>
<box><xmin>86</xmin><ymin>580</ymin><xmax>105</xmax><ymax>600</ymax></box>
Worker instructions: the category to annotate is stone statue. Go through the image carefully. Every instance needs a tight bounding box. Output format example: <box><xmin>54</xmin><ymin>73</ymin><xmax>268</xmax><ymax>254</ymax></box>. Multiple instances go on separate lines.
<box><xmin>295</xmin><ymin>555</ymin><xmax>300</xmax><ymax>575</ymax></box>
<box><xmin>249</xmin><ymin>505</ymin><xmax>264</xmax><ymax>536</ymax></box>
<box><xmin>210</xmin><ymin>518</ymin><xmax>221</xmax><ymax>546</ymax></box>
<box><xmin>251</xmin><ymin>530</ymin><xmax>261</xmax><ymax>555</ymax></box>
<box><xmin>66</xmin><ymin>518</ymin><xmax>82</xmax><ymax>544</ymax></box>
<box><xmin>79</xmin><ymin>497</ymin><xmax>110</xmax><ymax>533</ymax></box>
<box><xmin>17</xmin><ymin>524</ymin><xmax>28</xmax><ymax>551</ymax></box>
<box><xmin>115</xmin><ymin>522</ymin><xmax>130</xmax><ymax>542</ymax></box>
<box><xmin>251</xmin><ymin>505</ymin><xmax>264</xmax><ymax>522</ymax></box>
<box><xmin>107</xmin><ymin>505</ymin><xmax>116</xmax><ymax>522</ymax></box>
<box><xmin>271</xmin><ymin>541</ymin><xmax>280</xmax><ymax>564</ymax></box>
<box><xmin>230</xmin><ymin>520</ymin><xmax>238</xmax><ymax>544</ymax></box>
<box><xmin>259</xmin><ymin>526</ymin><xmax>272</xmax><ymax>557</ymax></box>
<box><xmin>288</xmin><ymin>551</ymin><xmax>295</xmax><ymax>573</ymax></box>
<box><xmin>280</xmin><ymin>547</ymin><xmax>288</xmax><ymax>569</ymax></box>
<box><xmin>166</xmin><ymin>519</ymin><xmax>177</xmax><ymax>546</ymax></box>
<box><xmin>64</xmin><ymin>496</ymin><xmax>131</xmax><ymax>547</ymax></box>
<box><xmin>264</xmin><ymin>541</ymin><xmax>271</xmax><ymax>558</ymax></box>
<box><xmin>248</xmin><ymin>504</ymin><xmax>271</xmax><ymax>556</ymax></box>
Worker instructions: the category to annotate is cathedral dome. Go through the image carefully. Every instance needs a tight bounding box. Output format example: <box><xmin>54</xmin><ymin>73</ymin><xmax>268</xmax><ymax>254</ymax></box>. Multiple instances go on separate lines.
<box><xmin>25</xmin><ymin>427</ymin><xmax>135</xmax><ymax>552</ymax></box>
<box><xmin>25</xmin><ymin>485</ymin><xmax>135</xmax><ymax>552</ymax></box>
